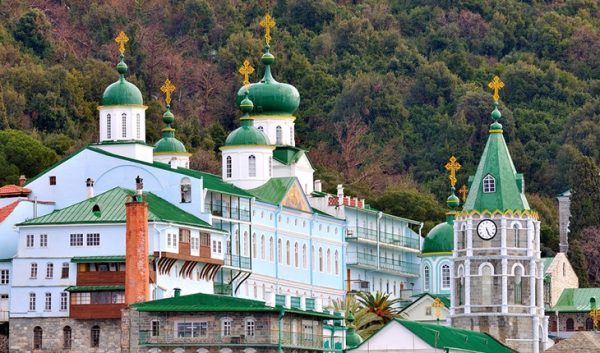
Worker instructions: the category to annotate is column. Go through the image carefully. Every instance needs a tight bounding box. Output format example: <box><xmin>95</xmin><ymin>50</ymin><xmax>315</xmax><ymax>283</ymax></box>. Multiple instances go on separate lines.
<box><xmin>501</xmin><ymin>219</ymin><xmax>508</xmax><ymax>313</ymax></box>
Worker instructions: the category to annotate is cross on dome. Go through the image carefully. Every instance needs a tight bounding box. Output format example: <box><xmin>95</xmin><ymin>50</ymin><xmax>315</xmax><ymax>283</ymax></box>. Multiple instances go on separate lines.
<box><xmin>459</xmin><ymin>184</ymin><xmax>469</xmax><ymax>202</ymax></box>
<box><xmin>160</xmin><ymin>79</ymin><xmax>176</xmax><ymax>106</ymax></box>
<box><xmin>445</xmin><ymin>156</ymin><xmax>462</xmax><ymax>188</ymax></box>
<box><xmin>239</xmin><ymin>60</ymin><xmax>254</xmax><ymax>91</ymax></box>
<box><xmin>115</xmin><ymin>31</ymin><xmax>129</xmax><ymax>56</ymax></box>
<box><xmin>259</xmin><ymin>14</ymin><xmax>276</xmax><ymax>45</ymax></box>
<box><xmin>488</xmin><ymin>76</ymin><xmax>504</xmax><ymax>102</ymax></box>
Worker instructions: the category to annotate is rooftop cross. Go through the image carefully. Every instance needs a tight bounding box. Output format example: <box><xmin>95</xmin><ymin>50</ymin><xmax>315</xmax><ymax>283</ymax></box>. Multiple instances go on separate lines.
<box><xmin>259</xmin><ymin>14</ymin><xmax>276</xmax><ymax>45</ymax></box>
<box><xmin>591</xmin><ymin>307</ymin><xmax>600</xmax><ymax>332</ymax></box>
<box><xmin>459</xmin><ymin>184</ymin><xmax>469</xmax><ymax>202</ymax></box>
<box><xmin>432</xmin><ymin>297</ymin><xmax>445</xmax><ymax>323</ymax></box>
<box><xmin>115</xmin><ymin>31</ymin><xmax>129</xmax><ymax>56</ymax></box>
<box><xmin>445</xmin><ymin>156</ymin><xmax>462</xmax><ymax>188</ymax></box>
<box><xmin>239</xmin><ymin>60</ymin><xmax>255</xmax><ymax>91</ymax></box>
<box><xmin>160</xmin><ymin>79</ymin><xmax>176</xmax><ymax>106</ymax></box>
<box><xmin>488</xmin><ymin>76</ymin><xmax>504</xmax><ymax>102</ymax></box>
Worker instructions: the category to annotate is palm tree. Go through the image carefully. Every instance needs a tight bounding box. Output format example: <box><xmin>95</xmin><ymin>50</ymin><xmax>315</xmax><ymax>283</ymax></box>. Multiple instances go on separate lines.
<box><xmin>332</xmin><ymin>294</ymin><xmax>384</xmax><ymax>339</ymax></box>
<box><xmin>356</xmin><ymin>291</ymin><xmax>401</xmax><ymax>323</ymax></box>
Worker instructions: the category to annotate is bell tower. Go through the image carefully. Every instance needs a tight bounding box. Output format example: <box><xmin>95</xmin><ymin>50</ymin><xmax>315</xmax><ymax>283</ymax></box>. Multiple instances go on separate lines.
<box><xmin>450</xmin><ymin>77</ymin><xmax>548</xmax><ymax>353</ymax></box>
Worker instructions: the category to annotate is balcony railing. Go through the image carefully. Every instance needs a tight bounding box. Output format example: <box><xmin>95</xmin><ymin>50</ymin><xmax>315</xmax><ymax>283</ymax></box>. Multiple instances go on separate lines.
<box><xmin>138</xmin><ymin>329</ymin><xmax>342</xmax><ymax>351</ymax></box>
<box><xmin>346</xmin><ymin>227</ymin><xmax>420</xmax><ymax>250</ymax></box>
<box><xmin>205</xmin><ymin>203</ymin><xmax>251</xmax><ymax>222</ymax></box>
<box><xmin>224</xmin><ymin>254</ymin><xmax>251</xmax><ymax>270</ymax></box>
<box><xmin>347</xmin><ymin>252</ymin><xmax>419</xmax><ymax>275</ymax></box>
<box><xmin>213</xmin><ymin>283</ymin><xmax>232</xmax><ymax>295</ymax></box>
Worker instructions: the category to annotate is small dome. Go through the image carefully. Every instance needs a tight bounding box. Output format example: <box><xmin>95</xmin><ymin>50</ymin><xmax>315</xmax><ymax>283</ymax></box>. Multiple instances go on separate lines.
<box><xmin>154</xmin><ymin>136</ymin><xmax>187</xmax><ymax>154</ymax></box>
<box><xmin>422</xmin><ymin>222</ymin><xmax>454</xmax><ymax>254</ymax></box>
<box><xmin>224</xmin><ymin>119</ymin><xmax>271</xmax><ymax>146</ymax></box>
<box><xmin>102</xmin><ymin>59</ymin><xmax>143</xmax><ymax>106</ymax></box>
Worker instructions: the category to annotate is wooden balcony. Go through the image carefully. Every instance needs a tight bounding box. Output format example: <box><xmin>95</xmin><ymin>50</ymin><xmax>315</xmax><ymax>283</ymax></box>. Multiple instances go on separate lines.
<box><xmin>70</xmin><ymin>303</ymin><xmax>125</xmax><ymax>319</ymax></box>
<box><xmin>76</xmin><ymin>270</ymin><xmax>156</xmax><ymax>285</ymax></box>
<box><xmin>156</xmin><ymin>243</ymin><xmax>222</xmax><ymax>265</ymax></box>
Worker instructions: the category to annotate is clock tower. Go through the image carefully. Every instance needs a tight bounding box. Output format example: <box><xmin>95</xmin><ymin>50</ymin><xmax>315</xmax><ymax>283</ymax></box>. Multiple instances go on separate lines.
<box><xmin>450</xmin><ymin>77</ymin><xmax>548</xmax><ymax>353</ymax></box>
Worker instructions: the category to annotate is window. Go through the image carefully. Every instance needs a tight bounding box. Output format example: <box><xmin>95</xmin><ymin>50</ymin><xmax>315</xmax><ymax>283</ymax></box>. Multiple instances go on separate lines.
<box><xmin>39</xmin><ymin>234</ymin><xmax>47</xmax><ymax>247</ymax></box>
<box><xmin>334</xmin><ymin>250</ymin><xmax>339</xmax><ymax>275</ymax></box>
<box><xmin>424</xmin><ymin>266</ymin><xmax>430</xmax><ymax>291</ymax></box>
<box><xmin>290</xmin><ymin>127</ymin><xmax>293</xmax><ymax>145</ymax></box>
<box><xmin>302</xmin><ymin>244</ymin><xmax>307</xmax><ymax>269</ymax></box>
<box><xmin>136</xmin><ymin>114</ymin><xmax>141</xmax><ymax>139</ymax></box>
<box><xmin>151</xmin><ymin>320</ymin><xmax>160</xmax><ymax>337</ymax></box>
<box><xmin>318</xmin><ymin>248</ymin><xmax>323</xmax><ymax>272</ymax></box>
<box><xmin>269</xmin><ymin>237</ymin><xmax>274</xmax><ymax>262</ymax></box>
<box><xmin>86</xmin><ymin>233</ymin><xmax>100</xmax><ymax>246</ymax></box>
<box><xmin>91</xmin><ymin>325</ymin><xmax>100</xmax><ymax>347</ymax></box>
<box><xmin>483</xmin><ymin>174</ymin><xmax>496</xmax><ymax>193</ymax></box>
<box><xmin>44</xmin><ymin>292</ymin><xmax>51</xmax><ymax>311</ymax></box>
<box><xmin>252</xmin><ymin>233</ymin><xmax>257</xmax><ymax>259</ymax></box>
<box><xmin>245</xmin><ymin>319</ymin><xmax>255</xmax><ymax>337</ymax></box>
<box><xmin>242</xmin><ymin>231</ymin><xmax>249</xmax><ymax>256</ymax></box>
<box><xmin>33</xmin><ymin>326</ymin><xmax>42</xmax><ymax>349</ymax></box>
<box><xmin>46</xmin><ymin>263</ymin><xmax>53</xmax><ymax>279</ymax></box>
<box><xmin>276</xmin><ymin>126</ymin><xmax>282</xmax><ymax>144</ymax></box>
<box><xmin>181</xmin><ymin>178</ymin><xmax>191</xmax><ymax>203</ymax></box>
<box><xmin>481</xmin><ymin>265</ymin><xmax>493</xmax><ymax>306</ymax></box>
<box><xmin>26</xmin><ymin>234</ymin><xmax>34</xmax><ymax>248</ymax></box>
<box><xmin>326</xmin><ymin>249</ymin><xmax>331</xmax><ymax>273</ymax></box>
<box><xmin>286</xmin><ymin>240</ymin><xmax>291</xmax><ymax>266</ymax></box>
<box><xmin>566</xmin><ymin>318</ymin><xmax>574</xmax><ymax>331</ymax></box>
<box><xmin>268</xmin><ymin>157</ymin><xmax>272</xmax><ymax>177</ymax></box>
<box><xmin>222</xmin><ymin>319</ymin><xmax>232</xmax><ymax>337</ymax></box>
<box><xmin>278</xmin><ymin>239</ymin><xmax>282</xmax><ymax>264</ymax></box>
<box><xmin>257</xmin><ymin>126</ymin><xmax>264</xmax><ymax>132</ymax></box>
<box><xmin>49</xmin><ymin>176</ymin><xmax>56</xmax><ymax>185</ymax></box>
<box><xmin>513</xmin><ymin>223</ymin><xmax>520</xmax><ymax>247</ymax></box>
<box><xmin>226</xmin><ymin>156</ymin><xmax>232</xmax><ymax>178</ymax></box>
<box><xmin>30</xmin><ymin>263</ymin><xmax>38</xmax><ymax>279</ymax></box>
<box><xmin>0</xmin><ymin>270</ymin><xmax>8</xmax><ymax>284</ymax></box>
<box><xmin>121</xmin><ymin>113</ymin><xmax>127</xmax><ymax>138</ymax></box>
<box><xmin>60</xmin><ymin>293</ymin><xmax>68</xmax><ymax>311</ymax></box>
<box><xmin>177</xmin><ymin>322</ymin><xmax>208</xmax><ymax>337</ymax></box>
<box><xmin>302</xmin><ymin>322</ymin><xmax>314</xmax><ymax>341</ymax></box>
<box><xmin>294</xmin><ymin>242</ymin><xmax>299</xmax><ymax>267</ymax></box>
<box><xmin>514</xmin><ymin>267</ymin><xmax>523</xmax><ymax>304</ymax></box>
<box><xmin>63</xmin><ymin>326</ymin><xmax>72</xmax><ymax>349</ymax></box>
<box><xmin>441</xmin><ymin>264</ymin><xmax>451</xmax><ymax>289</ymax></box>
<box><xmin>248</xmin><ymin>155</ymin><xmax>256</xmax><ymax>177</ymax></box>
<box><xmin>106</xmin><ymin>114</ymin><xmax>112</xmax><ymax>139</ymax></box>
<box><xmin>260</xmin><ymin>235</ymin><xmax>265</xmax><ymax>260</ymax></box>
<box><xmin>29</xmin><ymin>293</ymin><xmax>36</xmax><ymax>311</ymax></box>
<box><xmin>70</xmin><ymin>234</ymin><xmax>83</xmax><ymax>246</ymax></box>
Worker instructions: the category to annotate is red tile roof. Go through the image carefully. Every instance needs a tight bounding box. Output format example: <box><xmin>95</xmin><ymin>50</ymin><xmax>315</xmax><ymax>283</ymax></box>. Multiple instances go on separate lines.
<box><xmin>0</xmin><ymin>201</ymin><xmax>21</xmax><ymax>223</ymax></box>
<box><xmin>0</xmin><ymin>185</ymin><xmax>31</xmax><ymax>196</ymax></box>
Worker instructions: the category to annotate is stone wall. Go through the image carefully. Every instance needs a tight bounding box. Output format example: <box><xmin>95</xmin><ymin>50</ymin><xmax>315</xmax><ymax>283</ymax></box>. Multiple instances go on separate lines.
<box><xmin>9</xmin><ymin>317</ymin><xmax>121</xmax><ymax>353</ymax></box>
<box><xmin>452</xmin><ymin>316</ymin><xmax>539</xmax><ymax>353</ymax></box>
<box><xmin>548</xmin><ymin>312</ymin><xmax>594</xmax><ymax>333</ymax></box>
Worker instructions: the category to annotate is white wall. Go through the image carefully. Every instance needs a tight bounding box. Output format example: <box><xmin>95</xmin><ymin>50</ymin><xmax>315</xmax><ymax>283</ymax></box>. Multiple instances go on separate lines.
<box><xmin>253</xmin><ymin>118</ymin><xmax>294</xmax><ymax>146</ymax></box>
<box><xmin>222</xmin><ymin>146</ymin><xmax>274</xmax><ymax>189</ymax></box>
<box><xmin>98</xmin><ymin>106</ymin><xmax>147</xmax><ymax>143</ymax></box>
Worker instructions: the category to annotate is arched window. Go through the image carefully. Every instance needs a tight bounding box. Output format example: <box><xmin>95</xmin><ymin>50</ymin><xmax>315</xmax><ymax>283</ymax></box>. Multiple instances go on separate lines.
<box><xmin>121</xmin><ymin>113</ymin><xmax>127</xmax><ymax>138</ymax></box>
<box><xmin>461</xmin><ymin>223</ymin><xmax>467</xmax><ymax>249</ymax></box>
<box><xmin>276</xmin><ymin>126</ymin><xmax>282</xmax><ymax>144</ymax></box>
<box><xmin>248</xmin><ymin>155</ymin><xmax>256</xmax><ymax>177</ymax></box>
<box><xmin>424</xmin><ymin>266</ymin><xmax>430</xmax><ymax>291</ymax></box>
<box><xmin>226</xmin><ymin>156</ymin><xmax>232</xmax><ymax>178</ymax></box>
<box><xmin>294</xmin><ymin>242</ymin><xmax>299</xmax><ymax>267</ymax></box>
<box><xmin>566</xmin><ymin>318</ymin><xmax>575</xmax><ymax>331</ymax></box>
<box><xmin>457</xmin><ymin>266</ymin><xmax>464</xmax><ymax>305</ymax></box>
<box><xmin>326</xmin><ymin>249</ymin><xmax>331</xmax><ymax>273</ymax></box>
<box><xmin>302</xmin><ymin>244</ymin><xmax>307</xmax><ymax>269</ymax></box>
<box><xmin>46</xmin><ymin>263</ymin><xmax>53</xmax><ymax>279</ymax></box>
<box><xmin>481</xmin><ymin>264</ymin><xmax>493</xmax><ymax>306</ymax></box>
<box><xmin>483</xmin><ymin>174</ymin><xmax>496</xmax><ymax>193</ymax></box>
<box><xmin>30</xmin><ymin>263</ymin><xmax>37</xmax><ymax>279</ymax></box>
<box><xmin>334</xmin><ymin>250</ymin><xmax>339</xmax><ymax>275</ymax></box>
<box><xmin>268</xmin><ymin>157</ymin><xmax>272</xmax><ymax>178</ymax></box>
<box><xmin>586</xmin><ymin>318</ymin><xmax>594</xmax><ymax>331</ymax></box>
<box><xmin>514</xmin><ymin>266</ymin><xmax>523</xmax><ymax>304</ymax></box>
<box><xmin>289</xmin><ymin>127</ymin><xmax>293</xmax><ymax>145</ymax></box>
<box><xmin>286</xmin><ymin>240</ymin><xmax>291</xmax><ymax>266</ymax></box>
<box><xmin>318</xmin><ymin>248</ymin><xmax>323</xmax><ymax>272</ymax></box>
<box><xmin>441</xmin><ymin>264</ymin><xmax>450</xmax><ymax>289</ymax></box>
<box><xmin>513</xmin><ymin>223</ymin><xmax>520</xmax><ymax>247</ymax></box>
<box><xmin>260</xmin><ymin>235</ymin><xmax>265</xmax><ymax>259</ymax></box>
<box><xmin>33</xmin><ymin>326</ymin><xmax>42</xmax><ymax>349</ymax></box>
<box><xmin>243</xmin><ymin>232</ymin><xmax>248</xmax><ymax>256</ymax></box>
<box><xmin>106</xmin><ymin>114</ymin><xmax>112</xmax><ymax>139</ymax></box>
<box><xmin>269</xmin><ymin>237</ymin><xmax>274</xmax><ymax>261</ymax></box>
<box><xmin>257</xmin><ymin>126</ymin><xmax>264</xmax><ymax>132</ymax></box>
<box><xmin>136</xmin><ymin>114</ymin><xmax>141</xmax><ymax>139</ymax></box>
<box><xmin>180</xmin><ymin>177</ymin><xmax>191</xmax><ymax>203</ymax></box>
<box><xmin>91</xmin><ymin>325</ymin><xmax>100</xmax><ymax>347</ymax></box>
<box><xmin>278</xmin><ymin>239</ymin><xmax>282</xmax><ymax>264</ymax></box>
<box><xmin>63</xmin><ymin>326</ymin><xmax>72</xmax><ymax>349</ymax></box>
<box><xmin>252</xmin><ymin>233</ymin><xmax>257</xmax><ymax>259</ymax></box>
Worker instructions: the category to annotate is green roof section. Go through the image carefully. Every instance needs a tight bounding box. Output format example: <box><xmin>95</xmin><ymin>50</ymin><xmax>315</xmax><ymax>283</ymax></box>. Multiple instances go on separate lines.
<box><xmin>18</xmin><ymin>187</ymin><xmax>221</xmax><ymax>231</ymax></box>
<box><xmin>273</xmin><ymin>146</ymin><xmax>305</xmax><ymax>165</ymax></box>
<box><xmin>71</xmin><ymin>255</ymin><xmax>155</xmax><ymax>263</ymax></box>
<box><xmin>462</xmin><ymin>106</ymin><xmax>529</xmax><ymax>212</ymax></box>
<box><xmin>154</xmin><ymin>136</ymin><xmax>188</xmax><ymax>154</ymax></box>
<box><xmin>131</xmin><ymin>292</ymin><xmax>338</xmax><ymax>319</ymax></box>
<box><xmin>248</xmin><ymin>177</ymin><xmax>296</xmax><ymax>205</ymax></box>
<box><xmin>421</xmin><ymin>222</ymin><xmax>453</xmax><ymax>254</ymax></box>
<box><xmin>65</xmin><ymin>285</ymin><xmax>125</xmax><ymax>292</ymax></box>
<box><xmin>551</xmin><ymin>288</ymin><xmax>600</xmax><ymax>313</ymax></box>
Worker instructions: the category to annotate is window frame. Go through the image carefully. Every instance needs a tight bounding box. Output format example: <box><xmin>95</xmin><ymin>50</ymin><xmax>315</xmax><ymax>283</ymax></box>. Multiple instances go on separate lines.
<box><xmin>483</xmin><ymin>174</ymin><xmax>496</xmax><ymax>193</ymax></box>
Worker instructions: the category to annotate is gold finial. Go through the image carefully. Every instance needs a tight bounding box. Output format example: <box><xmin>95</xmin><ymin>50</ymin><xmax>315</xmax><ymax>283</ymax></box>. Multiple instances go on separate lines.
<box><xmin>591</xmin><ymin>307</ymin><xmax>600</xmax><ymax>331</ymax></box>
<box><xmin>488</xmin><ymin>76</ymin><xmax>504</xmax><ymax>102</ymax></box>
<box><xmin>115</xmin><ymin>31</ymin><xmax>129</xmax><ymax>56</ymax></box>
<box><xmin>259</xmin><ymin>14</ymin><xmax>276</xmax><ymax>45</ymax></box>
<box><xmin>239</xmin><ymin>60</ymin><xmax>255</xmax><ymax>90</ymax></box>
<box><xmin>458</xmin><ymin>184</ymin><xmax>469</xmax><ymax>202</ymax></box>
<box><xmin>445</xmin><ymin>156</ymin><xmax>462</xmax><ymax>188</ymax></box>
<box><xmin>432</xmin><ymin>297</ymin><xmax>445</xmax><ymax>320</ymax></box>
<box><xmin>160</xmin><ymin>79</ymin><xmax>176</xmax><ymax>106</ymax></box>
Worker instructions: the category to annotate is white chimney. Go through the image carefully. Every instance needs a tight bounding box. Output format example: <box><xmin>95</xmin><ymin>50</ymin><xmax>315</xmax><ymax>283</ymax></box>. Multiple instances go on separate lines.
<box><xmin>314</xmin><ymin>180</ymin><xmax>322</xmax><ymax>192</ymax></box>
<box><xmin>315</xmin><ymin>297</ymin><xmax>323</xmax><ymax>312</ymax></box>
<box><xmin>361</xmin><ymin>199</ymin><xmax>366</xmax><ymax>208</ymax></box>
<box><xmin>285</xmin><ymin>294</ymin><xmax>291</xmax><ymax>309</ymax></box>
<box><xmin>337</xmin><ymin>184</ymin><xmax>344</xmax><ymax>205</ymax></box>
<box><xmin>86</xmin><ymin>178</ymin><xmax>94</xmax><ymax>199</ymax></box>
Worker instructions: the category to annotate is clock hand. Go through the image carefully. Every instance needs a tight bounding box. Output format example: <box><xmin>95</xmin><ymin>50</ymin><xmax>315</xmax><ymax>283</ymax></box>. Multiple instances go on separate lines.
<box><xmin>486</xmin><ymin>229</ymin><xmax>492</xmax><ymax>237</ymax></box>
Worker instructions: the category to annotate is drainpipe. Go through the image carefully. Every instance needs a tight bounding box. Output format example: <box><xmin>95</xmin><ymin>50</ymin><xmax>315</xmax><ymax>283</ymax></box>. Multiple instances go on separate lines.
<box><xmin>278</xmin><ymin>308</ymin><xmax>285</xmax><ymax>353</ymax></box>
<box><xmin>376</xmin><ymin>212</ymin><xmax>383</xmax><ymax>270</ymax></box>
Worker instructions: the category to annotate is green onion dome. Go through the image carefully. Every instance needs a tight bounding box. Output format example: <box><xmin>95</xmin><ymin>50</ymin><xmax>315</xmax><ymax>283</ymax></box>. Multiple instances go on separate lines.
<box><xmin>154</xmin><ymin>106</ymin><xmax>187</xmax><ymax>153</ymax></box>
<box><xmin>422</xmin><ymin>222</ymin><xmax>454</xmax><ymax>254</ymax></box>
<box><xmin>345</xmin><ymin>311</ymin><xmax>363</xmax><ymax>348</ymax></box>
<box><xmin>102</xmin><ymin>56</ymin><xmax>143</xmax><ymax>106</ymax></box>
<box><xmin>235</xmin><ymin>46</ymin><xmax>300</xmax><ymax>115</ymax></box>
<box><xmin>225</xmin><ymin>94</ymin><xmax>271</xmax><ymax>146</ymax></box>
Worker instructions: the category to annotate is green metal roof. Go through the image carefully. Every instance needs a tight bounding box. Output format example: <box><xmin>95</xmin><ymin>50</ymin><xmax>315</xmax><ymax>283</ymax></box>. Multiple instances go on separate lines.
<box><xmin>71</xmin><ymin>255</ymin><xmax>155</xmax><ymax>263</ymax></box>
<box><xmin>421</xmin><ymin>221</ymin><xmax>453</xmax><ymax>254</ymax></box>
<box><xmin>551</xmin><ymin>288</ymin><xmax>600</xmax><ymax>313</ymax></box>
<box><xmin>101</xmin><ymin>59</ymin><xmax>143</xmax><ymax>106</ymax></box>
<box><xmin>18</xmin><ymin>187</ymin><xmax>221</xmax><ymax>231</ymax></box>
<box><xmin>311</xmin><ymin>191</ymin><xmax>327</xmax><ymax>198</ymax></box>
<box><xmin>65</xmin><ymin>285</ymin><xmax>125</xmax><ymax>292</ymax></box>
<box><xmin>154</xmin><ymin>136</ymin><xmax>187</xmax><ymax>154</ymax></box>
<box><xmin>224</xmin><ymin>119</ymin><xmax>271</xmax><ymax>146</ymax></box>
<box><xmin>462</xmin><ymin>113</ymin><xmax>529</xmax><ymax>212</ymax></box>
<box><xmin>248</xmin><ymin>177</ymin><xmax>296</xmax><ymax>205</ymax></box>
<box><xmin>131</xmin><ymin>292</ymin><xmax>338</xmax><ymax>319</ymax></box>
<box><xmin>273</xmin><ymin>146</ymin><xmax>305</xmax><ymax>165</ymax></box>
<box><xmin>542</xmin><ymin>257</ymin><xmax>554</xmax><ymax>271</ymax></box>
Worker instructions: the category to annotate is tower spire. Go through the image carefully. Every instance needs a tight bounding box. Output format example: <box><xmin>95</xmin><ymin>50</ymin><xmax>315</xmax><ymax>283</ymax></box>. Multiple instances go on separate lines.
<box><xmin>159</xmin><ymin>79</ymin><xmax>177</xmax><ymax>136</ymax></box>
<box><xmin>445</xmin><ymin>156</ymin><xmax>461</xmax><ymax>223</ymax></box>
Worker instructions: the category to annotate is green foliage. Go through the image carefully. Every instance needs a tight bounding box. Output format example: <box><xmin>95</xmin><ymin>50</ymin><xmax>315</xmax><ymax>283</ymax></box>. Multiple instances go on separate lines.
<box><xmin>568</xmin><ymin>156</ymin><xmax>600</xmax><ymax>238</ymax></box>
<box><xmin>0</xmin><ymin>130</ymin><xmax>57</xmax><ymax>183</ymax></box>
<box><xmin>13</xmin><ymin>9</ymin><xmax>52</xmax><ymax>57</ymax></box>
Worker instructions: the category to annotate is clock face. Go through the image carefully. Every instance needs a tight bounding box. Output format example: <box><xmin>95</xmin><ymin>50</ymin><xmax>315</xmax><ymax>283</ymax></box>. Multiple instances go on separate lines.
<box><xmin>477</xmin><ymin>220</ymin><xmax>497</xmax><ymax>240</ymax></box>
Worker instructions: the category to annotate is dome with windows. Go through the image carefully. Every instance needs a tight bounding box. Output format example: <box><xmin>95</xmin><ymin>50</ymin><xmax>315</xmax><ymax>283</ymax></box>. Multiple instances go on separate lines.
<box><xmin>102</xmin><ymin>58</ymin><xmax>143</xmax><ymax>106</ymax></box>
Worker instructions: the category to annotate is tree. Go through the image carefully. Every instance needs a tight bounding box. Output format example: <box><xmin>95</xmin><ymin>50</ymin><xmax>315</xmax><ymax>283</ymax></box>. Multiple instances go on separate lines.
<box><xmin>0</xmin><ymin>130</ymin><xmax>57</xmax><ymax>181</ymax></box>
<box><xmin>356</xmin><ymin>291</ymin><xmax>401</xmax><ymax>324</ymax></box>
<box><xmin>13</xmin><ymin>9</ymin><xmax>52</xmax><ymax>57</ymax></box>
<box><xmin>571</xmin><ymin>228</ymin><xmax>600</xmax><ymax>287</ymax></box>
<box><xmin>568</xmin><ymin>156</ymin><xmax>600</xmax><ymax>238</ymax></box>
<box><xmin>332</xmin><ymin>294</ymin><xmax>384</xmax><ymax>339</ymax></box>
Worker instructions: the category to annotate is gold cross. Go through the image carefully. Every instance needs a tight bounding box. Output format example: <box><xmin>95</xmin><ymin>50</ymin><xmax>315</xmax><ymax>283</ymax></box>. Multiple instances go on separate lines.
<box><xmin>259</xmin><ymin>14</ymin><xmax>276</xmax><ymax>45</ymax></box>
<box><xmin>239</xmin><ymin>60</ymin><xmax>254</xmax><ymax>90</ymax></box>
<box><xmin>488</xmin><ymin>76</ymin><xmax>504</xmax><ymax>102</ymax></box>
<box><xmin>445</xmin><ymin>156</ymin><xmax>462</xmax><ymax>188</ymax></box>
<box><xmin>160</xmin><ymin>79</ymin><xmax>176</xmax><ymax>105</ymax></box>
<box><xmin>459</xmin><ymin>184</ymin><xmax>469</xmax><ymax>202</ymax></box>
<box><xmin>590</xmin><ymin>307</ymin><xmax>600</xmax><ymax>330</ymax></box>
<box><xmin>115</xmin><ymin>31</ymin><xmax>129</xmax><ymax>56</ymax></box>
<box><xmin>432</xmin><ymin>297</ymin><xmax>445</xmax><ymax>320</ymax></box>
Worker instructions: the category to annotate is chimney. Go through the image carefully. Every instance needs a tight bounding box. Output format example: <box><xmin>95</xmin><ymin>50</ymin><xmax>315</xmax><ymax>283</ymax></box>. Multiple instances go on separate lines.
<box><xmin>337</xmin><ymin>184</ymin><xmax>344</xmax><ymax>205</ymax></box>
<box><xmin>18</xmin><ymin>175</ymin><xmax>26</xmax><ymax>186</ymax></box>
<box><xmin>86</xmin><ymin>178</ymin><xmax>94</xmax><ymax>198</ymax></box>
<box><xmin>361</xmin><ymin>199</ymin><xmax>366</xmax><ymax>209</ymax></box>
<box><xmin>314</xmin><ymin>180</ymin><xmax>322</xmax><ymax>193</ymax></box>
<box><xmin>125</xmin><ymin>177</ymin><xmax>149</xmax><ymax>305</ymax></box>
<box><xmin>174</xmin><ymin>288</ymin><xmax>181</xmax><ymax>297</ymax></box>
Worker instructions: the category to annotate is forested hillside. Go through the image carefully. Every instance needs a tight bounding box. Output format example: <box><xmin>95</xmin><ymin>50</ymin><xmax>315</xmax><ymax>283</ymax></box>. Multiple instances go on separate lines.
<box><xmin>0</xmin><ymin>1</ymin><xmax>599</xmax><ymax>271</ymax></box>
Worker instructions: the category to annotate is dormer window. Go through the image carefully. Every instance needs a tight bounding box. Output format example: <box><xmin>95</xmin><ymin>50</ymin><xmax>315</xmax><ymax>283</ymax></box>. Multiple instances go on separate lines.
<box><xmin>483</xmin><ymin>174</ymin><xmax>496</xmax><ymax>193</ymax></box>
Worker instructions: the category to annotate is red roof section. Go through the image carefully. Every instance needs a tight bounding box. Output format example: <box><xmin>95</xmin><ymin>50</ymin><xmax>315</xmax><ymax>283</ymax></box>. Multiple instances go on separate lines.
<box><xmin>0</xmin><ymin>185</ymin><xmax>32</xmax><ymax>196</ymax></box>
<box><xmin>0</xmin><ymin>201</ymin><xmax>21</xmax><ymax>223</ymax></box>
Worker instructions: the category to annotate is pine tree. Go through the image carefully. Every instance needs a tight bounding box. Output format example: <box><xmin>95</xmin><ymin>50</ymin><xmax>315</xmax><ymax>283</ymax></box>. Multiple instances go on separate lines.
<box><xmin>568</xmin><ymin>156</ymin><xmax>600</xmax><ymax>238</ymax></box>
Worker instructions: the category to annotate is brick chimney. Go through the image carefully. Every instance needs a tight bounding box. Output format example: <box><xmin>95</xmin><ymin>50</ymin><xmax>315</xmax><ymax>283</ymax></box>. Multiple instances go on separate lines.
<box><xmin>18</xmin><ymin>175</ymin><xmax>26</xmax><ymax>186</ymax></box>
<box><xmin>125</xmin><ymin>176</ymin><xmax>149</xmax><ymax>305</ymax></box>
